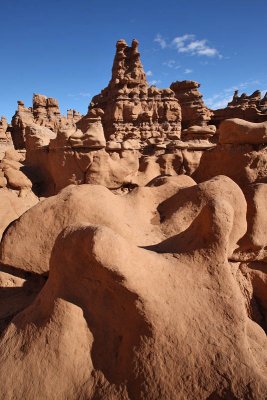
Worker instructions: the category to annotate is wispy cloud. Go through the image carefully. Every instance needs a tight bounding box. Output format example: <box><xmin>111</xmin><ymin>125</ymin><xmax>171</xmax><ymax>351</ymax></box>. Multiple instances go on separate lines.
<box><xmin>205</xmin><ymin>80</ymin><xmax>263</xmax><ymax>109</ymax></box>
<box><xmin>184</xmin><ymin>68</ymin><xmax>193</xmax><ymax>74</ymax></box>
<box><xmin>223</xmin><ymin>80</ymin><xmax>260</xmax><ymax>93</ymax></box>
<box><xmin>149</xmin><ymin>79</ymin><xmax>161</xmax><ymax>86</ymax></box>
<box><xmin>172</xmin><ymin>34</ymin><xmax>222</xmax><ymax>58</ymax></box>
<box><xmin>146</xmin><ymin>70</ymin><xmax>153</xmax><ymax>77</ymax></box>
<box><xmin>205</xmin><ymin>94</ymin><xmax>232</xmax><ymax>109</ymax></box>
<box><xmin>163</xmin><ymin>59</ymin><xmax>180</xmax><ymax>69</ymax></box>
<box><xmin>154</xmin><ymin>34</ymin><xmax>167</xmax><ymax>49</ymax></box>
<box><xmin>154</xmin><ymin>33</ymin><xmax>222</xmax><ymax>58</ymax></box>
<box><xmin>172</xmin><ymin>34</ymin><xmax>194</xmax><ymax>49</ymax></box>
<box><xmin>68</xmin><ymin>92</ymin><xmax>91</xmax><ymax>98</ymax></box>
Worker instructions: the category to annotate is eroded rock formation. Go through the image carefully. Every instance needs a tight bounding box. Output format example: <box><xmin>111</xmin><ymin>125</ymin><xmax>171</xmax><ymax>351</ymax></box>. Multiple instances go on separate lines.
<box><xmin>7</xmin><ymin>40</ymin><xmax>219</xmax><ymax>195</ymax></box>
<box><xmin>1</xmin><ymin>176</ymin><xmax>267</xmax><ymax>399</ymax></box>
<box><xmin>11</xmin><ymin>94</ymin><xmax>82</xmax><ymax>149</ymax></box>
<box><xmin>82</xmin><ymin>39</ymin><xmax>182</xmax><ymax>145</ymax></box>
<box><xmin>0</xmin><ymin>148</ymin><xmax>38</xmax><ymax>240</ymax></box>
<box><xmin>0</xmin><ymin>116</ymin><xmax>14</xmax><ymax>160</ymax></box>
<box><xmin>170</xmin><ymin>80</ymin><xmax>213</xmax><ymax>128</ymax></box>
<box><xmin>212</xmin><ymin>89</ymin><xmax>267</xmax><ymax>125</ymax></box>
<box><xmin>0</xmin><ymin>38</ymin><xmax>267</xmax><ymax>400</ymax></box>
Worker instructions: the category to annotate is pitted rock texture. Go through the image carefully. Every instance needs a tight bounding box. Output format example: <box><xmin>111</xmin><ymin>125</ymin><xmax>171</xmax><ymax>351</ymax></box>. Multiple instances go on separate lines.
<box><xmin>80</xmin><ymin>39</ymin><xmax>182</xmax><ymax>145</ymax></box>
<box><xmin>212</xmin><ymin>89</ymin><xmax>267</xmax><ymax>125</ymax></box>
<box><xmin>170</xmin><ymin>80</ymin><xmax>213</xmax><ymax>129</ymax></box>
<box><xmin>11</xmin><ymin>94</ymin><xmax>82</xmax><ymax>149</ymax></box>
<box><xmin>0</xmin><ymin>116</ymin><xmax>14</xmax><ymax>160</ymax></box>
<box><xmin>1</xmin><ymin>38</ymin><xmax>267</xmax><ymax>400</ymax></box>
<box><xmin>0</xmin><ymin>148</ymin><xmax>39</xmax><ymax>240</ymax></box>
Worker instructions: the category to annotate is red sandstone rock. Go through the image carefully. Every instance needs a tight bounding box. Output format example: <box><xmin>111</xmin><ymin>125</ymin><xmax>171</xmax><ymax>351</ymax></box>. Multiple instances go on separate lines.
<box><xmin>0</xmin><ymin>149</ymin><xmax>35</xmax><ymax>194</ymax></box>
<box><xmin>78</xmin><ymin>39</ymin><xmax>181</xmax><ymax>146</ymax></box>
<box><xmin>212</xmin><ymin>89</ymin><xmax>267</xmax><ymax>125</ymax></box>
<box><xmin>11</xmin><ymin>94</ymin><xmax>82</xmax><ymax>149</ymax></box>
<box><xmin>0</xmin><ymin>116</ymin><xmax>14</xmax><ymax>160</ymax></box>
<box><xmin>0</xmin><ymin>176</ymin><xmax>266</xmax><ymax>399</ymax></box>
<box><xmin>170</xmin><ymin>80</ymin><xmax>213</xmax><ymax>128</ymax></box>
<box><xmin>193</xmin><ymin>143</ymin><xmax>267</xmax><ymax>188</ymax></box>
<box><xmin>219</xmin><ymin>118</ymin><xmax>267</xmax><ymax>144</ymax></box>
<box><xmin>0</xmin><ymin>148</ymin><xmax>39</xmax><ymax>239</ymax></box>
<box><xmin>1</xmin><ymin>38</ymin><xmax>267</xmax><ymax>400</ymax></box>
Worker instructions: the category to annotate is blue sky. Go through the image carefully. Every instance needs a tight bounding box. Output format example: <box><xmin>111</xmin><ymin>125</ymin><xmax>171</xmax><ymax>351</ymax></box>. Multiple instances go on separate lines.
<box><xmin>1</xmin><ymin>0</ymin><xmax>267</xmax><ymax>121</ymax></box>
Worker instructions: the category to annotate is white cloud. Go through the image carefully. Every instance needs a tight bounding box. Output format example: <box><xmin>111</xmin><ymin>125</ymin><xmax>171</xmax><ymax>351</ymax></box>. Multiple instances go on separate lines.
<box><xmin>205</xmin><ymin>94</ymin><xmax>232</xmax><ymax>109</ymax></box>
<box><xmin>154</xmin><ymin>34</ymin><xmax>167</xmax><ymax>49</ymax></box>
<box><xmin>205</xmin><ymin>80</ymin><xmax>265</xmax><ymax>109</ymax></box>
<box><xmin>172</xmin><ymin>34</ymin><xmax>194</xmax><ymax>48</ymax></box>
<box><xmin>149</xmin><ymin>79</ymin><xmax>161</xmax><ymax>86</ymax></box>
<box><xmin>184</xmin><ymin>68</ymin><xmax>193</xmax><ymax>74</ymax></box>
<box><xmin>146</xmin><ymin>70</ymin><xmax>153</xmax><ymax>77</ymax></box>
<box><xmin>154</xmin><ymin>33</ymin><xmax>222</xmax><ymax>58</ymax></box>
<box><xmin>224</xmin><ymin>80</ymin><xmax>261</xmax><ymax>94</ymax></box>
<box><xmin>163</xmin><ymin>59</ymin><xmax>180</xmax><ymax>69</ymax></box>
<box><xmin>172</xmin><ymin>34</ymin><xmax>221</xmax><ymax>58</ymax></box>
<box><xmin>68</xmin><ymin>92</ymin><xmax>91</xmax><ymax>98</ymax></box>
<box><xmin>239</xmin><ymin>79</ymin><xmax>260</xmax><ymax>88</ymax></box>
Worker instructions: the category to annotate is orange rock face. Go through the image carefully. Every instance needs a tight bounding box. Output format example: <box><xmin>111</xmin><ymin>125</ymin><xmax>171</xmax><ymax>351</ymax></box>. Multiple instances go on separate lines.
<box><xmin>212</xmin><ymin>89</ymin><xmax>267</xmax><ymax>125</ymax></box>
<box><xmin>0</xmin><ymin>38</ymin><xmax>267</xmax><ymax>400</ymax></box>
<box><xmin>0</xmin><ymin>116</ymin><xmax>14</xmax><ymax>160</ymax></box>
<box><xmin>170</xmin><ymin>80</ymin><xmax>213</xmax><ymax>128</ymax></box>
<box><xmin>11</xmin><ymin>94</ymin><xmax>82</xmax><ymax>149</ymax></box>
<box><xmin>0</xmin><ymin>176</ymin><xmax>267</xmax><ymax>399</ymax></box>
<box><xmin>82</xmin><ymin>39</ymin><xmax>182</xmax><ymax>143</ymax></box>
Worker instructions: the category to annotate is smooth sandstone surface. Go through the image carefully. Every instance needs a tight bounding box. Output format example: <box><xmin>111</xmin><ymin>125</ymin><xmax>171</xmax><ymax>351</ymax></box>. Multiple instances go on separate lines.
<box><xmin>1</xmin><ymin>175</ymin><xmax>197</xmax><ymax>273</ymax></box>
<box><xmin>0</xmin><ymin>188</ymin><xmax>38</xmax><ymax>241</ymax></box>
<box><xmin>0</xmin><ymin>175</ymin><xmax>266</xmax><ymax>399</ymax></box>
<box><xmin>219</xmin><ymin>118</ymin><xmax>267</xmax><ymax>144</ymax></box>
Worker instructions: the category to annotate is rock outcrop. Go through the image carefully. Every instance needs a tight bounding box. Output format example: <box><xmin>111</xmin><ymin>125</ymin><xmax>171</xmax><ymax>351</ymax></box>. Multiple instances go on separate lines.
<box><xmin>80</xmin><ymin>39</ymin><xmax>182</xmax><ymax>145</ymax></box>
<box><xmin>1</xmin><ymin>38</ymin><xmax>267</xmax><ymax>400</ymax></box>
<box><xmin>8</xmin><ymin>40</ymin><xmax>220</xmax><ymax>195</ymax></box>
<box><xmin>193</xmin><ymin>119</ymin><xmax>267</xmax><ymax>188</ymax></box>
<box><xmin>212</xmin><ymin>89</ymin><xmax>267</xmax><ymax>125</ymax></box>
<box><xmin>170</xmin><ymin>80</ymin><xmax>213</xmax><ymax>129</ymax></box>
<box><xmin>0</xmin><ymin>148</ymin><xmax>39</xmax><ymax>240</ymax></box>
<box><xmin>11</xmin><ymin>95</ymin><xmax>82</xmax><ymax>149</ymax></box>
<box><xmin>1</xmin><ymin>176</ymin><xmax>267</xmax><ymax>399</ymax></box>
<box><xmin>0</xmin><ymin>116</ymin><xmax>14</xmax><ymax>160</ymax></box>
<box><xmin>219</xmin><ymin>118</ymin><xmax>267</xmax><ymax>144</ymax></box>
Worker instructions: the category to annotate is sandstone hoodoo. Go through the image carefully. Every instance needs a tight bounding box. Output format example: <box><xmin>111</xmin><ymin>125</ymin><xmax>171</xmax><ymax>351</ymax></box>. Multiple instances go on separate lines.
<box><xmin>11</xmin><ymin>94</ymin><xmax>82</xmax><ymax>149</ymax></box>
<box><xmin>212</xmin><ymin>89</ymin><xmax>267</xmax><ymax>125</ymax></box>
<box><xmin>82</xmin><ymin>39</ymin><xmax>182</xmax><ymax>144</ymax></box>
<box><xmin>0</xmin><ymin>38</ymin><xmax>267</xmax><ymax>400</ymax></box>
<box><xmin>170</xmin><ymin>80</ymin><xmax>213</xmax><ymax>129</ymax></box>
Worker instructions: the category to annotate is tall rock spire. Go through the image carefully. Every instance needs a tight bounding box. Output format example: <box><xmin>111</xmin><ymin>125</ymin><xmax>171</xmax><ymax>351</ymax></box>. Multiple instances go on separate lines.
<box><xmin>83</xmin><ymin>39</ymin><xmax>181</xmax><ymax>143</ymax></box>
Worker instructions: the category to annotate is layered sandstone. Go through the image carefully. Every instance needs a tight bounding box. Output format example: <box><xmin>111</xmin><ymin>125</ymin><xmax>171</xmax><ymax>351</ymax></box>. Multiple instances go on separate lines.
<box><xmin>11</xmin><ymin>40</ymin><xmax>218</xmax><ymax>195</ymax></box>
<box><xmin>170</xmin><ymin>80</ymin><xmax>213</xmax><ymax>129</ymax></box>
<box><xmin>0</xmin><ymin>148</ymin><xmax>39</xmax><ymax>240</ymax></box>
<box><xmin>3</xmin><ymin>40</ymin><xmax>267</xmax><ymax>198</ymax></box>
<box><xmin>0</xmin><ymin>116</ymin><xmax>14</xmax><ymax>160</ymax></box>
<box><xmin>0</xmin><ymin>38</ymin><xmax>267</xmax><ymax>400</ymax></box>
<box><xmin>11</xmin><ymin>95</ymin><xmax>82</xmax><ymax>149</ymax></box>
<box><xmin>79</xmin><ymin>39</ymin><xmax>182</xmax><ymax>147</ymax></box>
<box><xmin>212</xmin><ymin>89</ymin><xmax>267</xmax><ymax>125</ymax></box>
